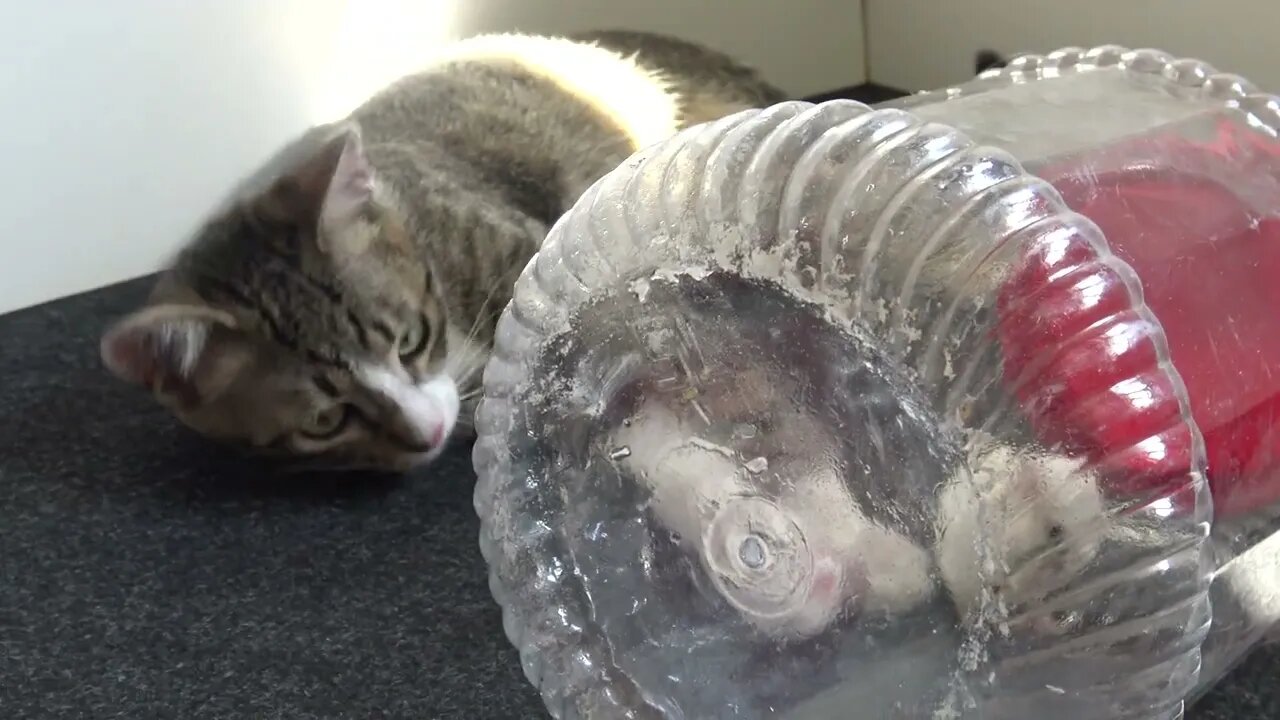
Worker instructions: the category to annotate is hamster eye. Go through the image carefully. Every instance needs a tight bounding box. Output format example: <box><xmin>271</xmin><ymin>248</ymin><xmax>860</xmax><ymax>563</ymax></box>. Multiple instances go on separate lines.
<box><xmin>300</xmin><ymin>404</ymin><xmax>351</xmax><ymax>440</ymax></box>
<box><xmin>397</xmin><ymin>315</ymin><xmax>431</xmax><ymax>363</ymax></box>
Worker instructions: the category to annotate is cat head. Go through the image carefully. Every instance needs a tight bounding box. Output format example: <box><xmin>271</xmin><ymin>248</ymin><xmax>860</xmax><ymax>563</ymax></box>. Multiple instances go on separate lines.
<box><xmin>102</xmin><ymin>124</ymin><xmax>476</xmax><ymax>472</ymax></box>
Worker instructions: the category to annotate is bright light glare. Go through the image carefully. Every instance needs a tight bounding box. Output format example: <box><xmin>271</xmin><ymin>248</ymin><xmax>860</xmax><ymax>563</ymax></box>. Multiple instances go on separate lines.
<box><xmin>312</xmin><ymin>0</ymin><xmax>462</xmax><ymax>123</ymax></box>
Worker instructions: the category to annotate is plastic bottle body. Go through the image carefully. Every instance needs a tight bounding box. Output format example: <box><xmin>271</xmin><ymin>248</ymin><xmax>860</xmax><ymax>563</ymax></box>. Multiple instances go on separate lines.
<box><xmin>475</xmin><ymin>48</ymin><xmax>1279</xmax><ymax>719</ymax></box>
<box><xmin>889</xmin><ymin>47</ymin><xmax>1280</xmax><ymax>696</ymax></box>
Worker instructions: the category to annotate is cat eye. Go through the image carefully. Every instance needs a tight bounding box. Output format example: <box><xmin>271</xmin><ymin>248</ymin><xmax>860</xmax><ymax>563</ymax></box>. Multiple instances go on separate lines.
<box><xmin>300</xmin><ymin>403</ymin><xmax>352</xmax><ymax>440</ymax></box>
<box><xmin>397</xmin><ymin>315</ymin><xmax>431</xmax><ymax>363</ymax></box>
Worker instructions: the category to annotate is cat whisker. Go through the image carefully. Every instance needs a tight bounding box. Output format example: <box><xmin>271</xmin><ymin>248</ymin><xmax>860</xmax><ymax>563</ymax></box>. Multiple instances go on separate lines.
<box><xmin>460</xmin><ymin>266</ymin><xmax>522</xmax><ymax>346</ymax></box>
<box><xmin>441</xmin><ymin>269</ymin><xmax>522</xmax><ymax>391</ymax></box>
<box><xmin>446</xmin><ymin>323</ymin><xmax>500</xmax><ymax>389</ymax></box>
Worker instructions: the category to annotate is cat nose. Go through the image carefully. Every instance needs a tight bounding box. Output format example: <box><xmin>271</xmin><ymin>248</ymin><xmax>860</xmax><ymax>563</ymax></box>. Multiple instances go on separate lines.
<box><xmin>357</xmin><ymin>364</ymin><xmax>446</xmax><ymax>451</ymax></box>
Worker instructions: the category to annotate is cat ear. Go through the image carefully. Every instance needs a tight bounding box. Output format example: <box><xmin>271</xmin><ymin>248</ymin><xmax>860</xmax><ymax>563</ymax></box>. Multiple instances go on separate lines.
<box><xmin>287</xmin><ymin>124</ymin><xmax>374</xmax><ymax>232</ymax></box>
<box><xmin>100</xmin><ymin>304</ymin><xmax>251</xmax><ymax>408</ymax></box>
<box><xmin>319</xmin><ymin>125</ymin><xmax>375</xmax><ymax>232</ymax></box>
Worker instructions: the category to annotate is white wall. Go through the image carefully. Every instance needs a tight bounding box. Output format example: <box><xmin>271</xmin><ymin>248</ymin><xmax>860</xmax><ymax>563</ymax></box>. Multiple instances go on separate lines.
<box><xmin>0</xmin><ymin>0</ymin><xmax>864</xmax><ymax>314</ymax></box>
<box><xmin>867</xmin><ymin>0</ymin><xmax>1280</xmax><ymax>92</ymax></box>
<box><xmin>0</xmin><ymin>1</ymin><xmax>350</xmax><ymax>314</ymax></box>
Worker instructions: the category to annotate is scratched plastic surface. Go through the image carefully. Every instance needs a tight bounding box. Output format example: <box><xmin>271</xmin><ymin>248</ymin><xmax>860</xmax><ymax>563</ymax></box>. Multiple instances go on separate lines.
<box><xmin>474</xmin><ymin>47</ymin><xmax>1279</xmax><ymax>720</ymax></box>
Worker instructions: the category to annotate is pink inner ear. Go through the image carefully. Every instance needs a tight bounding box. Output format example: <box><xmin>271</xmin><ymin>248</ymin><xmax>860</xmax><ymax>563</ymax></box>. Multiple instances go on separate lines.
<box><xmin>101</xmin><ymin>324</ymin><xmax>162</xmax><ymax>387</ymax></box>
<box><xmin>322</xmin><ymin>131</ymin><xmax>375</xmax><ymax>228</ymax></box>
<box><xmin>102</xmin><ymin>305</ymin><xmax>249</xmax><ymax>407</ymax></box>
<box><xmin>100</xmin><ymin>314</ymin><xmax>211</xmax><ymax>405</ymax></box>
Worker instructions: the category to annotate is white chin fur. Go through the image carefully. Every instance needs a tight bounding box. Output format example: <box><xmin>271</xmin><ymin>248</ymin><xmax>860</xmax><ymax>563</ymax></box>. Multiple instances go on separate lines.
<box><xmin>357</xmin><ymin>364</ymin><xmax>461</xmax><ymax>458</ymax></box>
<box><xmin>419</xmin><ymin>374</ymin><xmax>460</xmax><ymax>445</ymax></box>
<box><xmin>395</xmin><ymin>377</ymin><xmax>460</xmax><ymax>469</ymax></box>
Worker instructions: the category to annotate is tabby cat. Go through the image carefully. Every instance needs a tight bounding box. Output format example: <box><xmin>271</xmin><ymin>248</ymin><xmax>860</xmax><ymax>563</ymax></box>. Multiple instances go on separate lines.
<box><xmin>100</xmin><ymin>31</ymin><xmax>785</xmax><ymax>472</ymax></box>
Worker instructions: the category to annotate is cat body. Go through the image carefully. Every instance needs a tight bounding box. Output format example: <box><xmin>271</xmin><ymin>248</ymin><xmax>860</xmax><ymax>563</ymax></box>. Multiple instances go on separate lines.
<box><xmin>102</xmin><ymin>30</ymin><xmax>784</xmax><ymax>471</ymax></box>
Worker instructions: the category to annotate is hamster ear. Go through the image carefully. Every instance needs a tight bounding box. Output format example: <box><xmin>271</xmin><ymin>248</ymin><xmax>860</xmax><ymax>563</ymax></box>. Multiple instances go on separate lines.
<box><xmin>100</xmin><ymin>304</ymin><xmax>251</xmax><ymax>408</ymax></box>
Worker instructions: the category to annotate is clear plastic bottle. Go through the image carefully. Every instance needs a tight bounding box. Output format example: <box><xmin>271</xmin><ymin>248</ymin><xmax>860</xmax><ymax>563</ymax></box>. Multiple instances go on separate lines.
<box><xmin>473</xmin><ymin>47</ymin><xmax>1280</xmax><ymax>719</ymax></box>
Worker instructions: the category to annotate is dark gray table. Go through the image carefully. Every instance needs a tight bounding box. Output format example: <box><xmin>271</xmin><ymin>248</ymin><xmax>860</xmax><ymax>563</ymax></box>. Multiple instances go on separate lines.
<box><xmin>0</xmin><ymin>277</ymin><xmax>1273</xmax><ymax>718</ymax></box>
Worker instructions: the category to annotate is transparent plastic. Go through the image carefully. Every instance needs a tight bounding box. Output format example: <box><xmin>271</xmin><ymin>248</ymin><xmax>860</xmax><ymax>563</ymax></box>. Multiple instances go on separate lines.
<box><xmin>474</xmin><ymin>47</ymin><xmax>1280</xmax><ymax>719</ymax></box>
